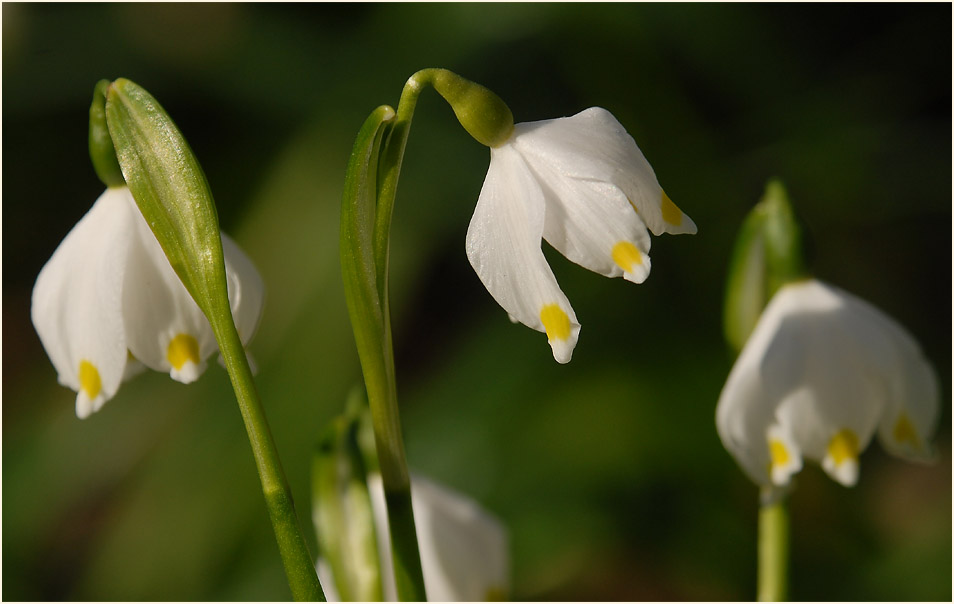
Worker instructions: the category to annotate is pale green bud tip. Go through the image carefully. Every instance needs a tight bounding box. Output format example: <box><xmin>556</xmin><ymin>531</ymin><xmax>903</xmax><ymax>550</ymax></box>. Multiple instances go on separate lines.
<box><xmin>723</xmin><ymin>179</ymin><xmax>812</xmax><ymax>353</ymax></box>
<box><xmin>758</xmin><ymin>179</ymin><xmax>811</xmax><ymax>288</ymax></box>
<box><xmin>422</xmin><ymin>68</ymin><xmax>514</xmax><ymax>148</ymax></box>
<box><xmin>89</xmin><ymin>79</ymin><xmax>125</xmax><ymax>188</ymax></box>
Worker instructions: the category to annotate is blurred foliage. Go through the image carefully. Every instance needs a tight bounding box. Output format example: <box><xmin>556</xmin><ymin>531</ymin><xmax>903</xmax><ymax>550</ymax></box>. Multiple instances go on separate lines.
<box><xmin>2</xmin><ymin>3</ymin><xmax>950</xmax><ymax>601</ymax></box>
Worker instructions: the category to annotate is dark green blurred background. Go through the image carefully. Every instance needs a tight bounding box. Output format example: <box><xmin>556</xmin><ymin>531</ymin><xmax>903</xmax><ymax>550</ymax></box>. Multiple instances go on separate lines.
<box><xmin>3</xmin><ymin>3</ymin><xmax>950</xmax><ymax>601</ymax></box>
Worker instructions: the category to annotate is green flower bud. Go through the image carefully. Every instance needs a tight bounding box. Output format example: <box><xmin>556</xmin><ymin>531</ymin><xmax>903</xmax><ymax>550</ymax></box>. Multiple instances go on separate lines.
<box><xmin>105</xmin><ymin>78</ymin><xmax>229</xmax><ymax>323</ymax></box>
<box><xmin>88</xmin><ymin>79</ymin><xmax>125</xmax><ymax>187</ymax></box>
<box><xmin>312</xmin><ymin>391</ymin><xmax>383</xmax><ymax>602</ymax></box>
<box><xmin>724</xmin><ymin>179</ymin><xmax>811</xmax><ymax>353</ymax></box>
<box><xmin>423</xmin><ymin>68</ymin><xmax>514</xmax><ymax>148</ymax></box>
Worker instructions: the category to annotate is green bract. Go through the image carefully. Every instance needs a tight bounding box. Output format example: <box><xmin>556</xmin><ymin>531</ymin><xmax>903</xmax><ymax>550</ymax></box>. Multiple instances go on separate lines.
<box><xmin>88</xmin><ymin>79</ymin><xmax>125</xmax><ymax>187</ymax></box>
<box><xmin>723</xmin><ymin>179</ymin><xmax>810</xmax><ymax>354</ymax></box>
<box><xmin>105</xmin><ymin>78</ymin><xmax>324</xmax><ymax>601</ymax></box>
<box><xmin>312</xmin><ymin>393</ymin><xmax>383</xmax><ymax>602</ymax></box>
<box><xmin>105</xmin><ymin>78</ymin><xmax>227</xmax><ymax>323</ymax></box>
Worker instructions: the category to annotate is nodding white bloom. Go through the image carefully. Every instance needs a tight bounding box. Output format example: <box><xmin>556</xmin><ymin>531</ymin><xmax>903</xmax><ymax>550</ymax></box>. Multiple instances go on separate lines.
<box><xmin>466</xmin><ymin>107</ymin><xmax>696</xmax><ymax>363</ymax></box>
<box><xmin>716</xmin><ymin>279</ymin><xmax>938</xmax><ymax>491</ymax></box>
<box><xmin>318</xmin><ymin>473</ymin><xmax>509</xmax><ymax>602</ymax></box>
<box><xmin>31</xmin><ymin>186</ymin><xmax>264</xmax><ymax>419</ymax></box>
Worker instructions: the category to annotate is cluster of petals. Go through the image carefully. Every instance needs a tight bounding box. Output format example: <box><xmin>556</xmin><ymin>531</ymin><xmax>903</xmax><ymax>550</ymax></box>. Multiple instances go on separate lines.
<box><xmin>716</xmin><ymin>279</ymin><xmax>938</xmax><ymax>491</ymax></box>
<box><xmin>318</xmin><ymin>473</ymin><xmax>508</xmax><ymax>602</ymax></box>
<box><xmin>31</xmin><ymin>186</ymin><xmax>264</xmax><ymax>418</ymax></box>
<box><xmin>466</xmin><ymin>107</ymin><xmax>696</xmax><ymax>363</ymax></box>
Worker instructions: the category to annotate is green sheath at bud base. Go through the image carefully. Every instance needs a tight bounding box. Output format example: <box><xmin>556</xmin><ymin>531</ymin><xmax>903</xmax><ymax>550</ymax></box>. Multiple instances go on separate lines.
<box><xmin>422</xmin><ymin>68</ymin><xmax>514</xmax><ymax>148</ymax></box>
<box><xmin>105</xmin><ymin>78</ymin><xmax>228</xmax><ymax>322</ymax></box>
<box><xmin>724</xmin><ymin>179</ymin><xmax>811</xmax><ymax>354</ymax></box>
<box><xmin>312</xmin><ymin>393</ymin><xmax>383</xmax><ymax>603</ymax></box>
<box><xmin>89</xmin><ymin>79</ymin><xmax>125</xmax><ymax>188</ymax></box>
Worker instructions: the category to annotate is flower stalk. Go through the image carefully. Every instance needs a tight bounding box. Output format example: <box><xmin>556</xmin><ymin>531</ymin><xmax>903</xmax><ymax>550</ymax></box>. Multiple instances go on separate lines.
<box><xmin>105</xmin><ymin>78</ymin><xmax>323</xmax><ymax>601</ymax></box>
<box><xmin>757</xmin><ymin>493</ymin><xmax>789</xmax><ymax>602</ymax></box>
<box><xmin>340</xmin><ymin>100</ymin><xmax>427</xmax><ymax>601</ymax></box>
<box><xmin>341</xmin><ymin>67</ymin><xmax>510</xmax><ymax>601</ymax></box>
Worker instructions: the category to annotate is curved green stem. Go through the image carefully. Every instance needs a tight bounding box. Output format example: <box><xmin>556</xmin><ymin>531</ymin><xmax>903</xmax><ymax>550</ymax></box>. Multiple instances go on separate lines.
<box><xmin>757</xmin><ymin>492</ymin><xmax>789</xmax><ymax>602</ymax></box>
<box><xmin>343</xmin><ymin>68</ymin><xmax>509</xmax><ymax>600</ymax></box>
<box><xmin>211</xmin><ymin>308</ymin><xmax>325</xmax><ymax>601</ymax></box>
<box><xmin>373</xmin><ymin>69</ymin><xmax>434</xmax><ymax>287</ymax></box>
<box><xmin>341</xmin><ymin>99</ymin><xmax>426</xmax><ymax>601</ymax></box>
<box><xmin>367</xmin><ymin>72</ymin><xmax>435</xmax><ymax>601</ymax></box>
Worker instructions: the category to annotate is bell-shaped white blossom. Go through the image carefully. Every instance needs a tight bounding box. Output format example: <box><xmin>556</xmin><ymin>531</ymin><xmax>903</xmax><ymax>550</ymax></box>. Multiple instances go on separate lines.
<box><xmin>318</xmin><ymin>473</ymin><xmax>509</xmax><ymax>602</ymax></box>
<box><xmin>31</xmin><ymin>186</ymin><xmax>264</xmax><ymax>418</ymax></box>
<box><xmin>716</xmin><ymin>279</ymin><xmax>938</xmax><ymax>491</ymax></box>
<box><xmin>467</xmin><ymin>107</ymin><xmax>696</xmax><ymax>363</ymax></box>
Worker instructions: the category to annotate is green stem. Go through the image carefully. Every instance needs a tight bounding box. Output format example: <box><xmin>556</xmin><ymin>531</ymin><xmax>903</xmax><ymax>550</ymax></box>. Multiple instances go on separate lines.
<box><xmin>211</xmin><ymin>309</ymin><xmax>325</xmax><ymax>602</ymax></box>
<box><xmin>757</xmin><ymin>491</ymin><xmax>789</xmax><ymax>602</ymax></box>
<box><xmin>374</xmin><ymin>69</ymin><xmax>433</xmax><ymax>285</ymax></box>
<box><xmin>360</xmin><ymin>71</ymin><xmax>438</xmax><ymax>602</ymax></box>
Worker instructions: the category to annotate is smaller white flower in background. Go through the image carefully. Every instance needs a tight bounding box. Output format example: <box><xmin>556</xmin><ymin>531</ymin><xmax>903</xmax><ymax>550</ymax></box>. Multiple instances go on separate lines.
<box><xmin>466</xmin><ymin>107</ymin><xmax>696</xmax><ymax>363</ymax></box>
<box><xmin>31</xmin><ymin>186</ymin><xmax>264</xmax><ymax>418</ymax></box>
<box><xmin>318</xmin><ymin>473</ymin><xmax>508</xmax><ymax>602</ymax></box>
<box><xmin>716</xmin><ymin>279</ymin><xmax>938</xmax><ymax>492</ymax></box>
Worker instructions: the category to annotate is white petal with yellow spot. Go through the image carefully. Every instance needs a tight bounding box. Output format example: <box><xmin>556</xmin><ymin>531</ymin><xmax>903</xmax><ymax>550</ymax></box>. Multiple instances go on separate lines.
<box><xmin>467</xmin><ymin>107</ymin><xmax>694</xmax><ymax>362</ymax></box>
<box><xmin>510</xmin><ymin>107</ymin><xmax>697</xmax><ymax>236</ymax></box>
<box><xmin>31</xmin><ymin>188</ymin><xmax>134</xmax><ymax>418</ymax></box>
<box><xmin>31</xmin><ymin>186</ymin><xmax>265</xmax><ymax>417</ymax></box>
<box><xmin>466</xmin><ymin>144</ymin><xmax>580</xmax><ymax>363</ymax></box>
<box><xmin>716</xmin><ymin>279</ymin><xmax>939</xmax><ymax>489</ymax></box>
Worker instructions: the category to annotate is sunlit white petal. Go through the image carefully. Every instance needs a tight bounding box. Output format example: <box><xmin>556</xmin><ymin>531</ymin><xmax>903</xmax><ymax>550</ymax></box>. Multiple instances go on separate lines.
<box><xmin>716</xmin><ymin>297</ymin><xmax>786</xmax><ymax>486</ymax></box>
<box><xmin>367</xmin><ymin>473</ymin><xmax>508</xmax><ymax>602</ymax></box>
<box><xmin>521</xmin><ymin>150</ymin><xmax>652</xmax><ymax>283</ymax></box>
<box><xmin>839</xmin><ymin>289</ymin><xmax>940</xmax><ymax>461</ymax></box>
<box><xmin>466</xmin><ymin>144</ymin><xmax>580</xmax><ymax>363</ymax></box>
<box><xmin>512</xmin><ymin>107</ymin><xmax>696</xmax><ymax>236</ymax></box>
<box><xmin>717</xmin><ymin>278</ymin><xmax>939</xmax><ymax>489</ymax></box>
<box><xmin>122</xmin><ymin>198</ymin><xmax>215</xmax><ymax>383</ymax></box>
<box><xmin>467</xmin><ymin>107</ymin><xmax>696</xmax><ymax>361</ymax></box>
<box><xmin>31</xmin><ymin>188</ymin><xmax>134</xmax><ymax>417</ymax></box>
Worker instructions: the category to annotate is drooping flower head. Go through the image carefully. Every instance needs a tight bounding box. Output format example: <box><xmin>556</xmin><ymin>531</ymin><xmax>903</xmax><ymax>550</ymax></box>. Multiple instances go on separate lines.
<box><xmin>718</xmin><ymin>182</ymin><xmax>938</xmax><ymax>494</ymax></box>
<box><xmin>716</xmin><ymin>278</ymin><xmax>938</xmax><ymax>491</ymax></box>
<box><xmin>32</xmin><ymin>188</ymin><xmax>263</xmax><ymax>418</ymax></box>
<box><xmin>31</xmin><ymin>80</ymin><xmax>264</xmax><ymax>418</ymax></box>
<box><xmin>466</xmin><ymin>107</ymin><xmax>696</xmax><ymax>362</ymax></box>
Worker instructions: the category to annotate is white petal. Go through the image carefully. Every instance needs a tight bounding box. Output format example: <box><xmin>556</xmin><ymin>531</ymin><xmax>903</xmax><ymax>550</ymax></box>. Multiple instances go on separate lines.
<box><xmin>513</xmin><ymin>107</ymin><xmax>696</xmax><ymax>236</ymax></box>
<box><xmin>366</xmin><ymin>473</ymin><xmax>508</xmax><ymax>602</ymax></box>
<box><xmin>31</xmin><ymin>188</ymin><xmax>133</xmax><ymax>417</ymax></box>
<box><xmin>522</xmin><ymin>154</ymin><xmax>652</xmax><ymax>284</ymax></box>
<box><xmin>764</xmin><ymin>282</ymin><xmax>888</xmax><ymax>485</ymax></box>
<box><xmin>716</xmin><ymin>296</ymin><xmax>788</xmax><ymax>487</ymax></box>
<box><xmin>412</xmin><ymin>475</ymin><xmax>509</xmax><ymax>602</ymax></box>
<box><xmin>719</xmin><ymin>279</ymin><xmax>931</xmax><ymax>489</ymax></box>
<box><xmin>835</xmin><ymin>285</ymin><xmax>940</xmax><ymax>461</ymax></box>
<box><xmin>121</xmin><ymin>194</ymin><xmax>215</xmax><ymax>383</ymax></box>
<box><xmin>222</xmin><ymin>232</ymin><xmax>265</xmax><ymax>345</ymax></box>
<box><xmin>466</xmin><ymin>144</ymin><xmax>580</xmax><ymax>363</ymax></box>
<box><xmin>315</xmin><ymin>558</ymin><xmax>343</xmax><ymax>602</ymax></box>
<box><xmin>766</xmin><ymin>423</ymin><xmax>803</xmax><ymax>487</ymax></box>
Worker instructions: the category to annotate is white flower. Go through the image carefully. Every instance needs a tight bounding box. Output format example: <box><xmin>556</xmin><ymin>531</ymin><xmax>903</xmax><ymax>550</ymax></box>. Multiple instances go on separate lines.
<box><xmin>466</xmin><ymin>107</ymin><xmax>696</xmax><ymax>363</ymax></box>
<box><xmin>716</xmin><ymin>279</ymin><xmax>938</xmax><ymax>491</ymax></box>
<box><xmin>31</xmin><ymin>186</ymin><xmax>264</xmax><ymax>419</ymax></box>
<box><xmin>318</xmin><ymin>473</ymin><xmax>509</xmax><ymax>602</ymax></box>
